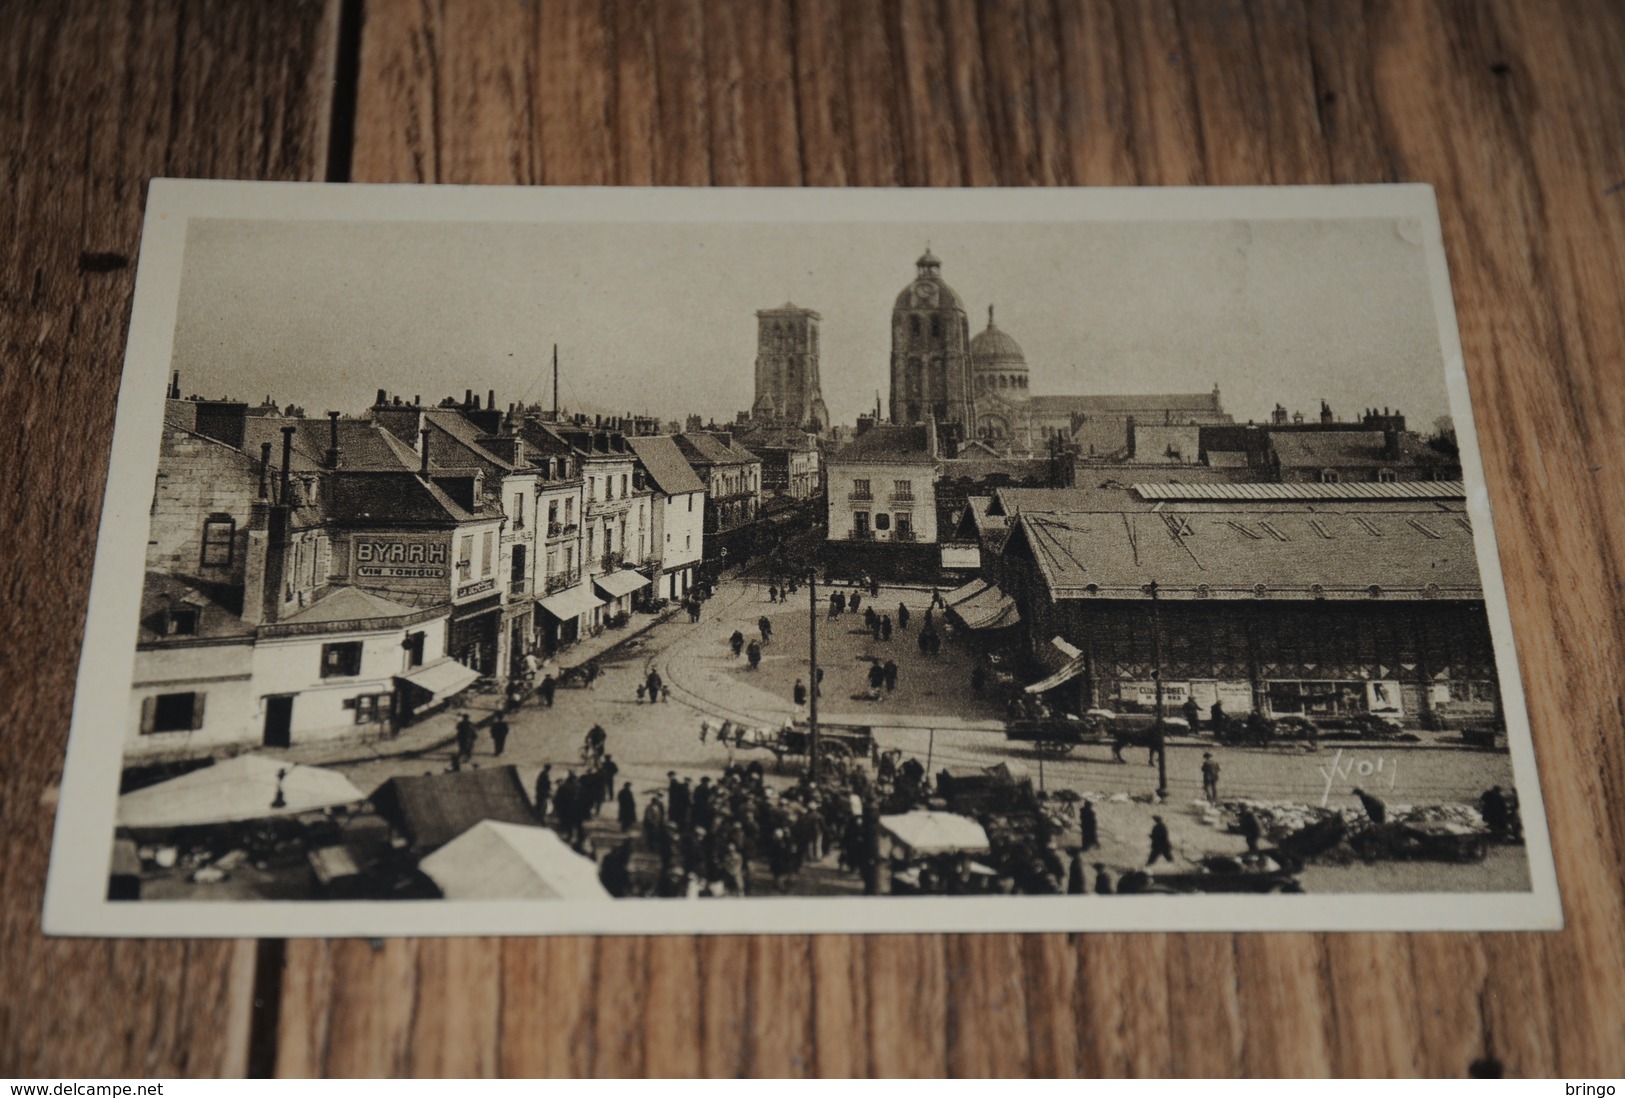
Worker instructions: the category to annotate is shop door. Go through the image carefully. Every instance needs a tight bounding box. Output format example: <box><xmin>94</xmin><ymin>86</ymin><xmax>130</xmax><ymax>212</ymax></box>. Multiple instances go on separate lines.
<box><xmin>263</xmin><ymin>696</ymin><xmax>294</xmax><ymax>748</ymax></box>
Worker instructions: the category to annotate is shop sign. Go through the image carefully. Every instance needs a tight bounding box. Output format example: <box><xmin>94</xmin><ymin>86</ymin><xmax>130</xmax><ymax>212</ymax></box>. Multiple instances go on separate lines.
<box><xmin>354</xmin><ymin>536</ymin><xmax>448</xmax><ymax>580</ymax></box>
<box><xmin>1124</xmin><ymin>680</ymin><xmax>1190</xmax><ymax>708</ymax></box>
<box><xmin>458</xmin><ymin>577</ymin><xmax>497</xmax><ymax>598</ymax></box>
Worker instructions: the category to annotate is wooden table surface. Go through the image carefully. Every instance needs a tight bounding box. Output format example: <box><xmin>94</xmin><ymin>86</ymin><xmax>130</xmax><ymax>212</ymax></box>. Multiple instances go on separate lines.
<box><xmin>4</xmin><ymin>0</ymin><xmax>1624</xmax><ymax>1078</ymax></box>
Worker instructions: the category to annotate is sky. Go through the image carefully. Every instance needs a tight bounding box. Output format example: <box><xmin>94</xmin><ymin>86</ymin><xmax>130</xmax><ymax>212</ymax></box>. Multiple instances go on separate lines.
<box><xmin>170</xmin><ymin>215</ymin><xmax>1452</xmax><ymax>429</ymax></box>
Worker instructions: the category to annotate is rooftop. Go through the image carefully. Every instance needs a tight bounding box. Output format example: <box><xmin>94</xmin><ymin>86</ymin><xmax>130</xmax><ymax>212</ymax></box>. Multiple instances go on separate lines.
<box><xmin>625</xmin><ymin>435</ymin><xmax>706</xmax><ymax>495</ymax></box>
<box><xmin>1270</xmin><ymin>430</ymin><xmax>1447</xmax><ymax>469</ymax></box>
<box><xmin>829</xmin><ymin>424</ymin><xmax>939</xmax><ymax>466</ymax></box>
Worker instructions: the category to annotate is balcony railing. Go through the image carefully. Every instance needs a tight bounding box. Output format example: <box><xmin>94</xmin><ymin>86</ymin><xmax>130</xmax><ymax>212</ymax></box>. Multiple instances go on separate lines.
<box><xmin>849</xmin><ymin>491</ymin><xmax>874</xmax><ymax>502</ymax></box>
<box><xmin>849</xmin><ymin>529</ymin><xmax>875</xmax><ymax>541</ymax></box>
<box><xmin>894</xmin><ymin>530</ymin><xmax>919</xmax><ymax>542</ymax></box>
<box><xmin>546</xmin><ymin>521</ymin><xmax>579</xmax><ymax>540</ymax></box>
<box><xmin>545</xmin><ymin>571</ymin><xmax>581</xmax><ymax>593</ymax></box>
<box><xmin>509</xmin><ymin>578</ymin><xmax>528</xmax><ymax>596</ymax></box>
<box><xmin>889</xmin><ymin>492</ymin><xmax>915</xmax><ymax>503</ymax></box>
<box><xmin>602</xmin><ymin>550</ymin><xmax>625</xmax><ymax>571</ymax></box>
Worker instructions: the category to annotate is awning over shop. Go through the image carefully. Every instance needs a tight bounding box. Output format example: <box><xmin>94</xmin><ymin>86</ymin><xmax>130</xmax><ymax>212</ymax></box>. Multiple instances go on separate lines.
<box><xmin>117</xmin><ymin>755</ymin><xmax>364</xmax><ymax>829</ymax></box>
<box><xmin>538</xmin><ymin>582</ymin><xmax>604</xmax><ymax>620</ymax></box>
<box><xmin>420</xmin><ymin>821</ymin><xmax>610</xmax><ymax>900</ymax></box>
<box><xmin>950</xmin><ymin>584</ymin><xmax>1021</xmax><ymax>630</ymax></box>
<box><xmin>593</xmin><ymin>568</ymin><xmax>651</xmax><ymax>600</ymax></box>
<box><xmin>396</xmin><ymin>657</ymin><xmax>481</xmax><ymax>700</ymax></box>
<box><xmin>942</xmin><ymin>579</ymin><xmax>990</xmax><ymax>606</ymax></box>
<box><xmin>880</xmin><ymin>811</ymin><xmax>991</xmax><ymax>857</ymax></box>
<box><xmin>1026</xmin><ymin>654</ymin><xmax>1088</xmax><ymax>694</ymax></box>
<box><xmin>370</xmin><ymin>766</ymin><xmax>537</xmax><ymax>852</ymax></box>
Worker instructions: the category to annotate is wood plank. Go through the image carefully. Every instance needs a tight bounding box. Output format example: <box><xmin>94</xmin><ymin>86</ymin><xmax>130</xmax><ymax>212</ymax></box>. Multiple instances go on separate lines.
<box><xmin>0</xmin><ymin>0</ymin><xmax>337</xmax><ymax>1077</ymax></box>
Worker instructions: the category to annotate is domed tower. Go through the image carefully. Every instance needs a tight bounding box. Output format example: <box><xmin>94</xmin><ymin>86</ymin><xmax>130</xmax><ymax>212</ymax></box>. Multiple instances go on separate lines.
<box><xmin>970</xmin><ymin>305</ymin><xmax>1029</xmax><ymax>402</ymax></box>
<box><xmin>889</xmin><ymin>248</ymin><xmax>973</xmax><ymax>428</ymax></box>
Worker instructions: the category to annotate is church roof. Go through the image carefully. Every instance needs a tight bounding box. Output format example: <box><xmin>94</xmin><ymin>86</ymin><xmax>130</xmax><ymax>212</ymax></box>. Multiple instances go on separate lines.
<box><xmin>1023</xmin><ymin>392</ymin><xmax>1227</xmax><ymax>418</ymax></box>
<box><xmin>894</xmin><ymin>249</ymin><xmax>965</xmax><ymax>312</ymax></box>
<box><xmin>970</xmin><ymin>309</ymin><xmax>1027</xmax><ymax>368</ymax></box>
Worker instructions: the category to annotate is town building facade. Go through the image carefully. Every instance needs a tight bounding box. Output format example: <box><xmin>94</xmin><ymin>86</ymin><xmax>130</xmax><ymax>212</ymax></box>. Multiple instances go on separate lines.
<box><xmin>626</xmin><ymin>434</ymin><xmax>706</xmax><ymax>601</ymax></box>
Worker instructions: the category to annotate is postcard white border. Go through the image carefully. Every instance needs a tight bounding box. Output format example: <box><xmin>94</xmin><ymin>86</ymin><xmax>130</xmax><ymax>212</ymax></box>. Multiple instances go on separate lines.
<box><xmin>43</xmin><ymin>181</ymin><xmax>1562</xmax><ymax>936</ymax></box>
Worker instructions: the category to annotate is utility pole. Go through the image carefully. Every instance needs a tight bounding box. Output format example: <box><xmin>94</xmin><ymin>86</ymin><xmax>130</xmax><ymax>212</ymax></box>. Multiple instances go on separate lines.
<box><xmin>807</xmin><ymin>567</ymin><xmax>820</xmax><ymax>780</ymax></box>
<box><xmin>1149</xmin><ymin>579</ymin><xmax>1168</xmax><ymax>798</ymax></box>
<box><xmin>552</xmin><ymin>343</ymin><xmax>560</xmax><ymax>421</ymax></box>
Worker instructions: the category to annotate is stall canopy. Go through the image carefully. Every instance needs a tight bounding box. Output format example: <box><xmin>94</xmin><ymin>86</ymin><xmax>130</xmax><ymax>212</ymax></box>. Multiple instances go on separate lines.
<box><xmin>116</xmin><ymin>755</ymin><xmax>364</xmax><ymax>829</ymax></box>
<box><xmin>880</xmin><ymin>811</ymin><xmax>992</xmax><ymax>857</ymax></box>
<box><xmin>942</xmin><ymin>579</ymin><xmax>990</xmax><ymax>607</ymax></box>
<box><xmin>420</xmin><ymin>821</ymin><xmax>610</xmax><ymax>900</ymax></box>
<box><xmin>396</xmin><ymin>657</ymin><xmax>480</xmax><ymax>700</ymax></box>
<box><xmin>950</xmin><ymin>583</ymin><xmax>1021</xmax><ymax>630</ymax></box>
<box><xmin>593</xmin><ymin>568</ymin><xmax>651</xmax><ymax>600</ymax></box>
<box><xmin>1026</xmin><ymin>654</ymin><xmax>1088</xmax><ymax>694</ymax></box>
<box><xmin>538</xmin><ymin>581</ymin><xmax>604</xmax><ymax>620</ymax></box>
<box><xmin>370</xmin><ymin>766</ymin><xmax>536</xmax><ymax>852</ymax></box>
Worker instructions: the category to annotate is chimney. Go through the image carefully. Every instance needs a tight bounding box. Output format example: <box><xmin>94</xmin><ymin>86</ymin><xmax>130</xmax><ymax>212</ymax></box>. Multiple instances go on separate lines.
<box><xmin>169</xmin><ymin>371</ymin><xmax>181</xmax><ymax>399</ymax></box>
<box><xmin>375</xmin><ymin>388</ymin><xmax>387</xmax><ymax>408</ymax></box>
<box><xmin>488</xmin><ymin>389</ymin><xmax>496</xmax><ymax>412</ymax></box>
<box><xmin>325</xmin><ymin>411</ymin><xmax>342</xmax><ymax>468</ymax></box>
<box><xmin>1126</xmin><ymin>415</ymin><xmax>1137</xmax><ymax>459</ymax></box>
<box><xmin>258</xmin><ymin>442</ymin><xmax>272</xmax><ymax>499</ymax></box>
<box><xmin>419</xmin><ymin>427</ymin><xmax>432</xmax><ymax>476</ymax></box>
<box><xmin>465</xmin><ymin>388</ymin><xmax>474</xmax><ymax>407</ymax></box>
<box><xmin>279</xmin><ymin>425</ymin><xmax>296</xmax><ymax>505</ymax></box>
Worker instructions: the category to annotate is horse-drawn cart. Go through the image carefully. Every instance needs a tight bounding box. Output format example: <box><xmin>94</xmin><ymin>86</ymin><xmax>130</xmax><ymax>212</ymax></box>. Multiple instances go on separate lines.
<box><xmin>745</xmin><ymin>720</ymin><xmax>879</xmax><ymax>774</ymax></box>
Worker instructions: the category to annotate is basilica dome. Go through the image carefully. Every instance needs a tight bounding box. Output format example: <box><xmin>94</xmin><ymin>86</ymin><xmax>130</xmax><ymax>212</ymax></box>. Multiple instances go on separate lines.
<box><xmin>970</xmin><ymin>307</ymin><xmax>1029</xmax><ymax>400</ymax></box>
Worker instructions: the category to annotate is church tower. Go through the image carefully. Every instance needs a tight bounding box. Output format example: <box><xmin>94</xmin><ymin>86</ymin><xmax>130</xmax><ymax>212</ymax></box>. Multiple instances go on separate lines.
<box><xmin>889</xmin><ymin>248</ymin><xmax>974</xmax><ymax>428</ymax></box>
<box><xmin>752</xmin><ymin>304</ymin><xmax>829</xmax><ymax>432</ymax></box>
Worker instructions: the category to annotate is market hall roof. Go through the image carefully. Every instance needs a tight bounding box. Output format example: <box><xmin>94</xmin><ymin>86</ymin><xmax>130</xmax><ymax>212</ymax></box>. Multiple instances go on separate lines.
<box><xmin>1130</xmin><ymin>481</ymin><xmax>1468</xmax><ymax>502</ymax></box>
<box><xmin>1004</xmin><ymin>501</ymin><xmax>1483</xmax><ymax>602</ymax></box>
<box><xmin>625</xmin><ymin>434</ymin><xmax>706</xmax><ymax>495</ymax></box>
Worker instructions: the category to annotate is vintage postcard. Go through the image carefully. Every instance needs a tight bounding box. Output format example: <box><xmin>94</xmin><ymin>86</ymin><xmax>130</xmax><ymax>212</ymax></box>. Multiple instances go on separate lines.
<box><xmin>43</xmin><ymin>182</ymin><xmax>1560</xmax><ymax>936</ymax></box>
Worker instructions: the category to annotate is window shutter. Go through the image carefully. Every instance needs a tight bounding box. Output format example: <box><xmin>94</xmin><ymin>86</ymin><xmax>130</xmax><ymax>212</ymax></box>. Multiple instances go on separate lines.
<box><xmin>140</xmin><ymin>696</ymin><xmax>157</xmax><ymax>735</ymax></box>
<box><xmin>316</xmin><ymin>537</ymin><xmax>331</xmax><ymax>583</ymax></box>
<box><xmin>190</xmin><ymin>693</ymin><xmax>206</xmax><ymax>730</ymax></box>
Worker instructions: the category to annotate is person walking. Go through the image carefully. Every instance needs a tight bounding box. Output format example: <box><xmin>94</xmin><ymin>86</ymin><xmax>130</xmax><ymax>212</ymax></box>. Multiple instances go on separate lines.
<box><xmin>746</xmin><ymin>640</ymin><xmax>762</xmax><ymax>670</ymax></box>
<box><xmin>831</xmin><ymin>591</ymin><xmax>845</xmax><ymax>617</ymax></box>
<box><xmin>539</xmin><ymin>673</ymin><xmax>556</xmax><ymax>707</ymax></box>
<box><xmin>667</xmin><ymin>772</ymin><xmax>690</xmax><ymax>829</ymax></box>
<box><xmin>1209</xmin><ymin>699</ymin><xmax>1225</xmax><ymax>734</ymax></box>
<box><xmin>1147</xmin><ymin>816</ymin><xmax>1174</xmax><ymax>866</ymax></box>
<box><xmin>970</xmin><ymin>665</ymin><xmax>987</xmax><ymax>695</ymax></box>
<box><xmin>454</xmin><ymin>713</ymin><xmax>477</xmax><ymax>763</ymax></box>
<box><xmin>881</xmin><ymin>614</ymin><xmax>892</xmax><ymax>642</ymax></box>
<box><xmin>870</xmin><ymin>575</ymin><xmax>881</xmax><ymax>599</ymax></box>
<box><xmin>599</xmin><ymin>754</ymin><xmax>619</xmax><ymax>806</ymax></box>
<box><xmin>1200</xmin><ymin>752</ymin><xmax>1221</xmax><ymax>802</ymax></box>
<box><xmin>868</xmin><ymin>661</ymin><xmax>886</xmax><ymax>692</ymax></box>
<box><xmin>1068</xmin><ymin>850</ymin><xmax>1087</xmax><ymax>894</ymax></box>
<box><xmin>1093</xmin><ymin>863</ymin><xmax>1115</xmax><ymax>894</ymax></box>
<box><xmin>489</xmin><ymin>713</ymin><xmax>510</xmax><ymax>757</ymax></box>
<box><xmin>1182</xmin><ymin>695</ymin><xmax>1201</xmax><ymax>730</ymax></box>
<box><xmin>793</xmin><ymin>679</ymin><xmax>807</xmax><ymax>707</ymax></box>
<box><xmin>849</xmin><ymin>591</ymin><xmax>862</xmax><ymax>615</ymax></box>
<box><xmin>768</xmin><ymin>584</ymin><xmax>779</xmax><ymax>604</ymax></box>
<box><xmin>870</xmin><ymin>614</ymin><xmax>882</xmax><ymax>641</ymax></box>
<box><xmin>758</xmin><ymin>615</ymin><xmax>772</xmax><ymax>644</ymax></box>
<box><xmin>730</xmin><ymin>630</ymin><xmax>745</xmax><ymax>658</ymax></box>
<box><xmin>646</xmin><ymin>668</ymin><xmax>663</xmax><ymax>705</ymax></box>
<box><xmin>1079</xmin><ymin>799</ymin><xmax>1099</xmax><ymax>851</ymax></box>
<box><xmin>897</xmin><ymin>602</ymin><xmax>910</xmax><ymax>631</ymax></box>
<box><xmin>534</xmin><ymin>764</ymin><xmax>553</xmax><ymax>821</ymax></box>
<box><xmin>617</xmin><ymin>782</ymin><xmax>637</xmax><ymax>832</ymax></box>
<box><xmin>883</xmin><ymin>659</ymin><xmax>898</xmax><ymax>692</ymax></box>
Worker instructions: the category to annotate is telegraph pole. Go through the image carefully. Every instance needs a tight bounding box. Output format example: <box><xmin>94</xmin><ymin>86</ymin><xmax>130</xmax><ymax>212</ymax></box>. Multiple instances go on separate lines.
<box><xmin>807</xmin><ymin>568</ymin><xmax>820</xmax><ymax>779</ymax></box>
<box><xmin>551</xmin><ymin>343</ymin><xmax>560</xmax><ymax>420</ymax></box>
<box><xmin>1149</xmin><ymin>579</ymin><xmax>1168</xmax><ymax>797</ymax></box>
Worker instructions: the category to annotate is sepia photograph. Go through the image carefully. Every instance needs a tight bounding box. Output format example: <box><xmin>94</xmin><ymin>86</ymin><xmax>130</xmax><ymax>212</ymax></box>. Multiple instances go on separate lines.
<box><xmin>43</xmin><ymin>181</ymin><xmax>1559</xmax><ymax>936</ymax></box>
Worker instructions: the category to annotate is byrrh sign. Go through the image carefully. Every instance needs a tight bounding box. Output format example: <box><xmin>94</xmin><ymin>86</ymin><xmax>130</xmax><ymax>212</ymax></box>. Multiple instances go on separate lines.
<box><xmin>353</xmin><ymin>536</ymin><xmax>449</xmax><ymax>579</ymax></box>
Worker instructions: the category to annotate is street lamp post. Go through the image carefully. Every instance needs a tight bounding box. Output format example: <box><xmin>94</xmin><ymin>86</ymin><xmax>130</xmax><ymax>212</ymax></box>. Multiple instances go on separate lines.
<box><xmin>807</xmin><ymin>567</ymin><xmax>820</xmax><ymax>780</ymax></box>
<box><xmin>1148</xmin><ymin>579</ymin><xmax>1168</xmax><ymax>798</ymax></box>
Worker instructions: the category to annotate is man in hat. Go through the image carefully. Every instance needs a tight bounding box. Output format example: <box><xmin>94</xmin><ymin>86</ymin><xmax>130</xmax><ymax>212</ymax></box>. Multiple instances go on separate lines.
<box><xmin>489</xmin><ymin>713</ymin><xmax>510</xmax><ymax>757</ymax></box>
<box><xmin>618</xmin><ymin>781</ymin><xmax>638</xmax><ymax>832</ymax></box>
<box><xmin>534</xmin><ymin>763</ymin><xmax>553</xmax><ymax>821</ymax></box>
<box><xmin>1079</xmin><ymin>798</ymin><xmax>1099</xmax><ymax>851</ymax></box>
<box><xmin>454</xmin><ymin>713</ymin><xmax>477</xmax><ymax>763</ymax></box>
<box><xmin>1200</xmin><ymin>752</ymin><xmax>1221</xmax><ymax>802</ymax></box>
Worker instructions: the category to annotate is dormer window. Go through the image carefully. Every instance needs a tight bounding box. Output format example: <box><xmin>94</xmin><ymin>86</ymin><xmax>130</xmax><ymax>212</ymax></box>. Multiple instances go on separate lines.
<box><xmin>164</xmin><ymin>607</ymin><xmax>199</xmax><ymax>636</ymax></box>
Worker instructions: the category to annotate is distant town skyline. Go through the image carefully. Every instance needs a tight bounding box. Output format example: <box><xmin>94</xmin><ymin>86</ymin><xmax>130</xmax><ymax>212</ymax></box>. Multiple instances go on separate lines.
<box><xmin>170</xmin><ymin>216</ymin><xmax>1453</xmax><ymax>429</ymax></box>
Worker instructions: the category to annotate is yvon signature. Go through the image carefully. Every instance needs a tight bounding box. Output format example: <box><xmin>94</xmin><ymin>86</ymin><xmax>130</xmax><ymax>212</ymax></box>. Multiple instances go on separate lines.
<box><xmin>1317</xmin><ymin>748</ymin><xmax>1398</xmax><ymax>807</ymax></box>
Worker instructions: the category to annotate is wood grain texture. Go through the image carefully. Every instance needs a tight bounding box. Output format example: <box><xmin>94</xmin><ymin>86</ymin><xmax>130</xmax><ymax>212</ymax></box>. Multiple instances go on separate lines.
<box><xmin>0</xmin><ymin>0</ymin><xmax>338</xmax><ymax>1078</ymax></box>
<box><xmin>6</xmin><ymin>0</ymin><xmax>1625</xmax><ymax>1078</ymax></box>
